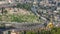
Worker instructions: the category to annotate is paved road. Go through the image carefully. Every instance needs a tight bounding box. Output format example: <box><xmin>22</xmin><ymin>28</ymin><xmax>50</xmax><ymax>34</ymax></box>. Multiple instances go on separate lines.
<box><xmin>0</xmin><ymin>21</ymin><xmax>59</xmax><ymax>31</ymax></box>
<box><xmin>0</xmin><ymin>22</ymin><xmax>45</xmax><ymax>31</ymax></box>
<box><xmin>13</xmin><ymin>23</ymin><xmax>44</xmax><ymax>30</ymax></box>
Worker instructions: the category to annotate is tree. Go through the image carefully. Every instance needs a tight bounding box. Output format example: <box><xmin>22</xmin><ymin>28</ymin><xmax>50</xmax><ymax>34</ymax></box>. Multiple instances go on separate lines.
<box><xmin>16</xmin><ymin>3</ymin><xmax>32</xmax><ymax>11</ymax></box>
<box><xmin>4</xmin><ymin>10</ymin><xmax>8</xmax><ymax>14</ymax></box>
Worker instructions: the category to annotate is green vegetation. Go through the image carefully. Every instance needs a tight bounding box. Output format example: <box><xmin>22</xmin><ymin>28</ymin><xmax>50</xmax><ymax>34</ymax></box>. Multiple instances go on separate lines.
<box><xmin>41</xmin><ymin>27</ymin><xmax>60</xmax><ymax>34</ymax></box>
<box><xmin>10</xmin><ymin>14</ymin><xmax>39</xmax><ymax>22</ymax></box>
<box><xmin>16</xmin><ymin>3</ymin><xmax>32</xmax><ymax>11</ymax></box>
<box><xmin>51</xmin><ymin>27</ymin><xmax>60</xmax><ymax>34</ymax></box>
<box><xmin>19</xmin><ymin>27</ymin><xmax>60</xmax><ymax>34</ymax></box>
<box><xmin>0</xmin><ymin>13</ymin><xmax>40</xmax><ymax>22</ymax></box>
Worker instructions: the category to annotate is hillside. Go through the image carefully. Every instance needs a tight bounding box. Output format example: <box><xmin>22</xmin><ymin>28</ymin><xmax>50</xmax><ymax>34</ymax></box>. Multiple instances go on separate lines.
<box><xmin>0</xmin><ymin>8</ymin><xmax>40</xmax><ymax>23</ymax></box>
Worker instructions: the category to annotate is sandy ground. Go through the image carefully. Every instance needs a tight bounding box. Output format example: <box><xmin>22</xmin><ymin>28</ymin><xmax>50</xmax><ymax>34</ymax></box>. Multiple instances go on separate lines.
<box><xmin>5</xmin><ymin>8</ymin><xmax>31</xmax><ymax>15</ymax></box>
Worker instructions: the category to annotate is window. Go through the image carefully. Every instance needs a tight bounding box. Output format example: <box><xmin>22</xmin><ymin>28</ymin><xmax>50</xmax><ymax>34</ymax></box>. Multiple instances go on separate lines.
<box><xmin>58</xmin><ymin>2</ymin><xmax>60</xmax><ymax>6</ymax></box>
